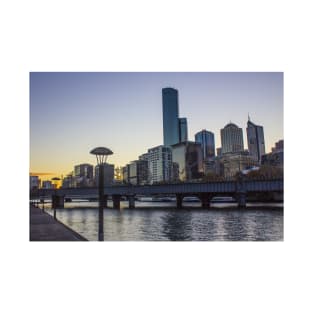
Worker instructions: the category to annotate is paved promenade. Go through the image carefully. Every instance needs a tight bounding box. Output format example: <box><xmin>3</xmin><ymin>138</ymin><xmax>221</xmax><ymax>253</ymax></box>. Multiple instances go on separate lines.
<box><xmin>30</xmin><ymin>206</ymin><xmax>87</xmax><ymax>241</ymax></box>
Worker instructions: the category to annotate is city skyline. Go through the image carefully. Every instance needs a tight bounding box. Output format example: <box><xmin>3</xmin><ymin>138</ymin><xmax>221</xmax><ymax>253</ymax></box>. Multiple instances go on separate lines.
<box><xmin>30</xmin><ymin>72</ymin><xmax>283</xmax><ymax>180</ymax></box>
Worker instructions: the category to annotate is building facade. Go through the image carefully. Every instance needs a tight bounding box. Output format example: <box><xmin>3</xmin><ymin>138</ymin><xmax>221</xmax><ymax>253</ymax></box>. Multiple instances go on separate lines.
<box><xmin>221</xmin><ymin>123</ymin><xmax>244</xmax><ymax>154</ymax></box>
<box><xmin>95</xmin><ymin>163</ymin><xmax>114</xmax><ymax>186</ymax></box>
<box><xmin>171</xmin><ymin>141</ymin><xmax>203</xmax><ymax>181</ymax></box>
<box><xmin>147</xmin><ymin>145</ymin><xmax>172</xmax><ymax>184</ymax></box>
<box><xmin>74</xmin><ymin>163</ymin><xmax>94</xmax><ymax>187</ymax></box>
<box><xmin>162</xmin><ymin>87</ymin><xmax>180</xmax><ymax>147</ymax></box>
<box><xmin>179</xmin><ymin>117</ymin><xmax>188</xmax><ymax>142</ymax></box>
<box><xmin>195</xmin><ymin>129</ymin><xmax>215</xmax><ymax>159</ymax></box>
<box><xmin>272</xmin><ymin>139</ymin><xmax>284</xmax><ymax>153</ymax></box>
<box><xmin>42</xmin><ymin>180</ymin><xmax>53</xmax><ymax>189</ymax></box>
<box><xmin>128</xmin><ymin>160</ymin><xmax>149</xmax><ymax>185</ymax></box>
<box><xmin>30</xmin><ymin>176</ymin><xmax>40</xmax><ymax>190</ymax></box>
<box><xmin>219</xmin><ymin>151</ymin><xmax>258</xmax><ymax>178</ymax></box>
<box><xmin>246</xmin><ymin>118</ymin><xmax>265</xmax><ymax>163</ymax></box>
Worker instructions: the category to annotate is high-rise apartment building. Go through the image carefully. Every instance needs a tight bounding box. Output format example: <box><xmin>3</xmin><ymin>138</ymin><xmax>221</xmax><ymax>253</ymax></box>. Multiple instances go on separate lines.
<box><xmin>162</xmin><ymin>87</ymin><xmax>180</xmax><ymax>147</ymax></box>
<box><xmin>179</xmin><ymin>118</ymin><xmax>188</xmax><ymax>142</ymax></box>
<box><xmin>246</xmin><ymin>118</ymin><xmax>265</xmax><ymax>163</ymax></box>
<box><xmin>221</xmin><ymin>123</ymin><xmax>244</xmax><ymax>154</ymax></box>
<box><xmin>195</xmin><ymin>129</ymin><xmax>215</xmax><ymax>159</ymax></box>
<box><xmin>147</xmin><ymin>145</ymin><xmax>172</xmax><ymax>183</ymax></box>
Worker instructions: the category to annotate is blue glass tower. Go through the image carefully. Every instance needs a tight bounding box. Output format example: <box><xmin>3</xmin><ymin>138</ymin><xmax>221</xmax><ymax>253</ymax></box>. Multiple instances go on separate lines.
<box><xmin>195</xmin><ymin>129</ymin><xmax>215</xmax><ymax>159</ymax></box>
<box><xmin>162</xmin><ymin>88</ymin><xmax>180</xmax><ymax>147</ymax></box>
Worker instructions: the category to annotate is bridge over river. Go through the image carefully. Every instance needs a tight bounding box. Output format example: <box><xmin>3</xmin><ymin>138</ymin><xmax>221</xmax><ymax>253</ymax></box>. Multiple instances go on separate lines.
<box><xmin>31</xmin><ymin>179</ymin><xmax>283</xmax><ymax>209</ymax></box>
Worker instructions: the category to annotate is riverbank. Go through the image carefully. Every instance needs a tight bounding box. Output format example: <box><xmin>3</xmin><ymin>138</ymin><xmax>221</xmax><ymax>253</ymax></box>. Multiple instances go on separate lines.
<box><xmin>30</xmin><ymin>205</ymin><xmax>88</xmax><ymax>241</ymax></box>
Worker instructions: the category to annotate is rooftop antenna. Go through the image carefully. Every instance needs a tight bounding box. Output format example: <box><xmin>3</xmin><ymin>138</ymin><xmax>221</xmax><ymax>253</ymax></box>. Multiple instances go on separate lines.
<box><xmin>248</xmin><ymin>113</ymin><xmax>251</xmax><ymax>121</ymax></box>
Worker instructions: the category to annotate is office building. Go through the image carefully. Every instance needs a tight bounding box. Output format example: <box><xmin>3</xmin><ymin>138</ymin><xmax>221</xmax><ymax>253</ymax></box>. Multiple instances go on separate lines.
<box><xmin>147</xmin><ymin>145</ymin><xmax>172</xmax><ymax>183</ymax></box>
<box><xmin>272</xmin><ymin>139</ymin><xmax>284</xmax><ymax>153</ymax></box>
<box><xmin>128</xmin><ymin>160</ymin><xmax>149</xmax><ymax>185</ymax></box>
<box><xmin>195</xmin><ymin>129</ymin><xmax>215</xmax><ymax>159</ymax></box>
<box><xmin>221</xmin><ymin>122</ymin><xmax>244</xmax><ymax>154</ymax></box>
<box><xmin>219</xmin><ymin>151</ymin><xmax>258</xmax><ymax>178</ymax></box>
<box><xmin>62</xmin><ymin>173</ymin><xmax>75</xmax><ymax>188</ymax></box>
<box><xmin>74</xmin><ymin>163</ymin><xmax>94</xmax><ymax>187</ymax></box>
<box><xmin>179</xmin><ymin>117</ymin><xmax>188</xmax><ymax>142</ymax></box>
<box><xmin>30</xmin><ymin>176</ymin><xmax>40</xmax><ymax>190</ymax></box>
<box><xmin>171</xmin><ymin>141</ymin><xmax>203</xmax><ymax>181</ymax></box>
<box><xmin>162</xmin><ymin>87</ymin><xmax>180</xmax><ymax>147</ymax></box>
<box><xmin>246</xmin><ymin>118</ymin><xmax>265</xmax><ymax>163</ymax></box>
<box><xmin>262</xmin><ymin>141</ymin><xmax>284</xmax><ymax>168</ymax></box>
<box><xmin>95</xmin><ymin>163</ymin><xmax>114</xmax><ymax>186</ymax></box>
<box><xmin>42</xmin><ymin>180</ymin><xmax>53</xmax><ymax>189</ymax></box>
<box><xmin>122</xmin><ymin>164</ymin><xmax>130</xmax><ymax>184</ymax></box>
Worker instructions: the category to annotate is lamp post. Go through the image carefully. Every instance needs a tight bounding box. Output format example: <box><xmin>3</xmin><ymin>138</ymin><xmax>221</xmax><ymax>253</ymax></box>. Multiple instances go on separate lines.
<box><xmin>51</xmin><ymin>177</ymin><xmax>61</xmax><ymax>220</ymax></box>
<box><xmin>90</xmin><ymin>147</ymin><xmax>113</xmax><ymax>241</ymax></box>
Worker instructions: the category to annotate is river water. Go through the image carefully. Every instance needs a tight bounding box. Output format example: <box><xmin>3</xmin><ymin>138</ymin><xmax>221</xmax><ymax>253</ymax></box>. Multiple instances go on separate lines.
<box><xmin>42</xmin><ymin>201</ymin><xmax>283</xmax><ymax>241</ymax></box>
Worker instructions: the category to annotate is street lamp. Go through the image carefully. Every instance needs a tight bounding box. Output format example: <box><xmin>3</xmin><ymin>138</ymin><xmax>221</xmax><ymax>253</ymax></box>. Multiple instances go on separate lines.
<box><xmin>51</xmin><ymin>177</ymin><xmax>61</xmax><ymax>220</ymax></box>
<box><xmin>90</xmin><ymin>147</ymin><xmax>113</xmax><ymax>241</ymax></box>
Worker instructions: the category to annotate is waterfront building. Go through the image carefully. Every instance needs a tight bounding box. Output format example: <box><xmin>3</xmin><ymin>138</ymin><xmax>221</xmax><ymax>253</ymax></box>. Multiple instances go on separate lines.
<box><xmin>272</xmin><ymin>139</ymin><xmax>284</xmax><ymax>153</ymax></box>
<box><xmin>171</xmin><ymin>141</ymin><xmax>203</xmax><ymax>181</ymax></box>
<box><xmin>147</xmin><ymin>145</ymin><xmax>172</xmax><ymax>184</ymax></box>
<box><xmin>246</xmin><ymin>117</ymin><xmax>265</xmax><ymax>163</ymax></box>
<box><xmin>139</xmin><ymin>152</ymin><xmax>149</xmax><ymax>161</ymax></box>
<box><xmin>219</xmin><ymin>151</ymin><xmax>258</xmax><ymax>178</ymax></box>
<box><xmin>162</xmin><ymin>87</ymin><xmax>180</xmax><ymax>147</ymax></box>
<box><xmin>62</xmin><ymin>173</ymin><xmax>75</xmax><ymax>188</ymax></box>
<box><xmin>195</xmin><ymin>129</ymin><xmax>215</xmax><ymax>159</ymax></box>
<box><xmin>122</xmin><ymin>164</ymin><xmax>130</xmax><ymax>184</ymax></box>
<box><xmin>30</xmin><ymin>176</ymin><xmax>40</xmax><ymax>190</ymax></box>
<box><xmin>95</xmin><ymin>163</ymin><xmax>114</xmax><ymax>186</ymax></box>
<box><xmin>74</xmin><ymin>163</ymin><xmax>93</xmax><ymax>179</ymax></box>
<box><xmin>74</xmin><ymin>163</ymin><xmax>94</xmax><ymax>187</ymax></box>
<box><xmin>259</xmin><ymin>139</ymin><xmax>284</xmax><ymax>170</ymax></box>
<box><xmin>179</xmin><ymin>117</ymin><xmax>188</xmax><ymax>142</ymax></box>
<box><xmin>42</xmin><ymin>180</ymin><xmax>53</xmax><ymax>189</ymax></box>
<box><xmin>221</xmin><ymin>122</ymin><xmax>244</xmax><ymax>154</ymax></box>
<box><xmin>128</xmin><ymin>160</ymin><xmax>149</xmax><ymax>185</ymax></box>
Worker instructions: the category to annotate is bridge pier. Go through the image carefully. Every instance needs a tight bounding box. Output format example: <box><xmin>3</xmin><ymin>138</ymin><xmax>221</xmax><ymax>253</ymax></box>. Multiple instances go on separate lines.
<box><xmin>112</xmin><ymin>195</ymin><xmax>121</xmax><ymax>210</ymax></box>
<box><xmin>237</xmin><ymin>193</ymin><xmax>247</xmax><ymax>208</ymax></box>
<box><xmin>200</xmin><ymin>193</ymin><xmax>211</xmax><ymax>209</ymax></box>
<box><xmin>176</xmin><ymin>194</ymin><xmax>183</xmax><ymax>209</ymax></box>
<box><xmin>128</xmin><ymin>195</ymin><xmax>135</xmax><ymax>209</ymax></box>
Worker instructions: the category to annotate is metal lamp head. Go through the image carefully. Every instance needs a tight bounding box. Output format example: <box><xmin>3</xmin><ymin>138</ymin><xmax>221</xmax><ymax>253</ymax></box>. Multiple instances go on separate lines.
<box><xmin>90</xmin><ymin>147</ymin><xmax>113</xmax><ymax>165</ymax></box>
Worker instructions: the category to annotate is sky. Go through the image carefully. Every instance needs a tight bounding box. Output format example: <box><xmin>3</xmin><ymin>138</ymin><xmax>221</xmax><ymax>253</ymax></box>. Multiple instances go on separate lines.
<box><xmin>30</xmin><ymin>72</ymin><xmax>283</xmax><ymax>180</ymax></box>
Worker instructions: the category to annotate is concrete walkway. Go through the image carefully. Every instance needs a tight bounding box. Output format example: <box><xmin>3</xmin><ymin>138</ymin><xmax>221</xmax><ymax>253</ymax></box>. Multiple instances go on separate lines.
<box><xmin>30</xmin><ymin>206</ymin><xmax>87</xmax><ymax>241</ymax></box>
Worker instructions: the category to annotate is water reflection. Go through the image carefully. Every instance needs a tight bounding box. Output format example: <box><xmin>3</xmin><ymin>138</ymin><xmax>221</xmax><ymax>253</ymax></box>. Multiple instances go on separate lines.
<box><xmin>45</xmin><ymin>202</ymin><xmax>283</xmax><ymax>241</ymax></box>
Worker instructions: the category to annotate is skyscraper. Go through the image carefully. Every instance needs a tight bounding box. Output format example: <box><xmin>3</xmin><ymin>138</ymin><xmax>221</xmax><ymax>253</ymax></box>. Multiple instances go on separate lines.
<box><xmin>221</xmin><ymin>123</ymin><xmax>244</xmax><ymax>154</ymax></box>
<box><xmin>195</xmin><ymin>129</ymin><xmax>215</xmax><ymax>159</ymax></box>
<box><xmin>162</xmin><ymin>87</ymin><xmax>180</xmax><ymax>147</ymax></box>
<box><xmin>246</xmin><ymin>117</ymin><xmax>265</xmax><ymax>163</ymax></box>
<box><xmin>179</xmin><ymin>117</ymin><xmax>188</xmax><ymax>142</ymax></box>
